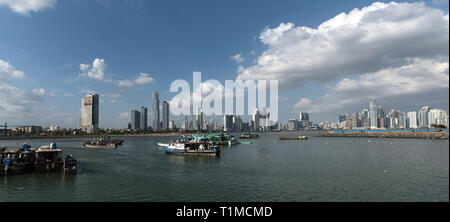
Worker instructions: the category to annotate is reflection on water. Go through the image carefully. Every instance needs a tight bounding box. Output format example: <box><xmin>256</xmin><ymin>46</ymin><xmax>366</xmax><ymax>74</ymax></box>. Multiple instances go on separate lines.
<box><xmin>0</xmin><ymin>132</ymin><xmax>448</xmax><ymax>202</ymax></box>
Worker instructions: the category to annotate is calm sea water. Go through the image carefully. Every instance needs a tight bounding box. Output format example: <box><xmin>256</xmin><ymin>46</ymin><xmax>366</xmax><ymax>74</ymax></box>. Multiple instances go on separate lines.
<box><xmin>0</xmin><ymin>131</ymin><xmax>448</xmax><ymax>202</ymax></box>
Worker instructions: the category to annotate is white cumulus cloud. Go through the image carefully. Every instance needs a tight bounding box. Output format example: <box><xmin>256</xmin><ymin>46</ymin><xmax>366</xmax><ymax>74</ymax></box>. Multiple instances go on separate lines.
<box><xmin>231</xmin><ymin>53</ymin><xmax>245</xmax><ymax>63</ymax></box>
<box><xmin>79</xmin><ymin>58</ymin><xmax>107</xmax><ymax>81</ymax></box>
<box><xmin>0</xmin><ymin>0</ymin><xmax>57</xmax><ymax>15</ymax></box>
<box><xmin>237</xmin><ymin>2</ymin><xmax>449</xmax><ymax>89</ymax></box>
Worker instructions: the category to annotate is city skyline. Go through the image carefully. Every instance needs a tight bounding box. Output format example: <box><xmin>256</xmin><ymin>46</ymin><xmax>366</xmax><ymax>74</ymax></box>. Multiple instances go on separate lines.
<box><xmin>0</xmin><ymin>0</ymin><xmax>448</xmax><ymax>128</ymax></box>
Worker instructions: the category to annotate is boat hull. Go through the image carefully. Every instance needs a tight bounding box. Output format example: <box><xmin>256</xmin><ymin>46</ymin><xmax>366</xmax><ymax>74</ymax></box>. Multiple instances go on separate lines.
<box><xmin>162</xmin><ymin>147</ymin><xmax>220</xmax><ymax>156</ymax></box>
<box><xmin>83</xmin><ymin>144</ymin><xmax>117</xmax><ymax>149</ymax></box>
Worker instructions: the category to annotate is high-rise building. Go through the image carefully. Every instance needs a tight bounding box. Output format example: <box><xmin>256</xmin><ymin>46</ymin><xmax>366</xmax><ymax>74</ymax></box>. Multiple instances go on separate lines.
<box><xmin>428</xmin><ymin>109</ymin><xmax>448</xmax><ymax>127</ymax></box>
<box><xmin>407</xmin><ymin>111</ymin><xmax>418</xmax><ymax>129</ymax></box>
<box><xmin>339</xmin><ymin>115</ymin><xmax>346</xmax><ymax>123</ymax></box>
<box><xmin>369</xmin><ymin>97</ymin><xmax>377</xmax><ymax>129</ymax></box>
<box><xmin>80</xmin><ymin>94</ymin><xmax>99</xmax><ymax>133</ymax></box>
<box><xmin>288</xmin><ymin>119</ymin><xmax>298</xmax><ymax>131</ymax></box>
<box><xmin>141</xmin><ymin>106</ymin><xmax>148</xmax><ymax>130</ymax></box>
<box><xmin>152</xmin><ymin>92</ymin><xmax>160</xmax><ymax>131</ymax></box>
<box><xmin>418</xmin><ymin>106</ymin><xmax>430</xmax><ymax>128</ymax></box>
<box><xmin>299</xmin><ymin>112</ymin><xmax>310</xmax><ymax>128</ymax></box>
<box><xmin>223</xmin><ymin>115</ymin><xmax>233</xmax><ymax>132</ymax></box>
<box><xmin>252</xmin><ymin>109</ymin><xmax>261</xmax><ymax>131</ymax></box>
<box><xmin>162</xmin><ymin>101</ymin><xmax>169</xmax><ymax>130</ymax></box>
<box><xmin>131</xmin><ymin>110</ymin><xmax>141</xmax><ymax>130</ymax></box>
<box><xmin>169</xmin><ymin>120</ymin><xmax>175</xmax><ymax>130</ymax></box>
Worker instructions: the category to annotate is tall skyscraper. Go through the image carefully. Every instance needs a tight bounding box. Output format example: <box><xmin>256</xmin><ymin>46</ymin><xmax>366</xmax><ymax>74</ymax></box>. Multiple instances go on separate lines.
<box><xmin>252</xmin><ymin>109</ymin><xmax>261</xmax><ymax>131</ymax></box>
<box><xmin>223</xmin><ymin>115</ymin><xmax>233</xmax><ymax>132</ymax></box>
<box><xmin>162</xmin><ymin>101</ymin><xmax>169</xmax><ymax>130</ymax></box>
<box><xmin>418</xmin><ymin>106</ymin><xmax>430</xmax><ymax>128</ymax></box>
<box><xmin>299</xmin><ymin>112</ymin><xmax>310</xmax><ymax>128</ymax></box>
<box><xmin>193</xmin><ymin>107</ymin><xmax>203</xmax><ymax>130</ymax></box>
<box><xmin>152</xmin><ymin>92</ymin><xmax>160</xmax><ymax>131</ymax></box>
<box><xmin>428</xmin><ymin>109</ymin><xmax>448</xmax><ymax>127</ymax></box>
<box><xmin>407</xmin><ymin>111</ymin><xmax>418</xmax><ymax>129</ymax></box>
<box><xmin>131</xmin><ymin>110</ymin><xmax>141</xmax><ymax>130</ymax></box>
<box><xmin>369</xmin><ymin>97</ymin><xmax>377</xmax><ymax>129</ymax></box>
<box><xmin>141</xmin><ymin>106</ymin><xmax>148</xmax><ymax>131</ymax></box>
<box><xmin>80</xmin><ymin>94</ymin><xmax>99</xmax><ymax>133</ymax></box>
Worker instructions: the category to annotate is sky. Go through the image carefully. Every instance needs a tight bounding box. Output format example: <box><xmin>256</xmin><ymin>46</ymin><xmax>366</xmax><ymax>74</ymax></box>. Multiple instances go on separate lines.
<box><xmin>0</xmin><ymin>0</ymin><xmax>448</xmax><ymax>129</ymax></box>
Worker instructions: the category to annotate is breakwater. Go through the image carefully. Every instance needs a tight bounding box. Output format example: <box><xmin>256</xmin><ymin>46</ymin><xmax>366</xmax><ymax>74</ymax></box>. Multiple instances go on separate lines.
<box><xmin>315</xmin><ymin>130</ymin><xmax>449</xmax><ymax>139</ymax></box>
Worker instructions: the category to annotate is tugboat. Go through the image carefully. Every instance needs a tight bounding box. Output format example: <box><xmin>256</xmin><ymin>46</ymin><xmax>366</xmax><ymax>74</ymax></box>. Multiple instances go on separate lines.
<box><xmin>163</xmin><ymin>140</ymin><xmax>220</xmax><ymax>156</ymax></box>
<box><xmin>64</xmin><ymin>154</ymin><xmax>77</xmax><ymax>174</ymax></box>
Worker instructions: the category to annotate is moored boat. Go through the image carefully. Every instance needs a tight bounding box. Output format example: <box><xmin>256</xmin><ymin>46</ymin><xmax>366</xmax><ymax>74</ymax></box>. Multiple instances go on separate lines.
<box><xmin>279</xmin><ymin>135</ymin><xmax>308</xmax><ymax>140</ymax></box>
<box><xmin>83</xmin><ymin>143</ymin><xmax>117</xmax><ymax>149</ymax></box>
<box><xmin>35</xmin><ymin>147</ymin><xmax>64</xmax><ymax>173</ymax></box>
<box><xmin>163</xmin><ymin>141</ymin><xmax>220</xmax><ymax>156</ymax></box>
<box><xmin>157</xmin><ymin>143</ymin><xmax>169</xmax><ymax>147</ymax></box>
<box><xmin>64</xmin><ymin>154</ymin><xmax>77</xmax><ymax>174</ymax></box>
<box><xmin>83</xmin><ymin>137</ymin><xmax>118</xmax><ymax>149</ymax></box>
<box><xmin>239</xmin><ymin>133</ymin><xmax>259</xmax><ymax>139</ymax></box>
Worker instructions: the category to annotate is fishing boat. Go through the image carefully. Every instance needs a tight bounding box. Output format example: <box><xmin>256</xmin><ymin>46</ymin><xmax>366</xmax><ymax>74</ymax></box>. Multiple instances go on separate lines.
<box><xmin>35</xmin><ymin>146</ymin><xmax>64</xmax><ymax>173</ymax></box>
<box><xmin>1</xmin><ymin>143</ymin><xmax>77</xmax><ymax>176</ymax></box>
<box><xmin>1</xmin><ymin>146</ymin><xmax>37</xmax><ymax>176</ymax></box>
<box><xmin>239</xmin><ymin>133</ymin><xmax>259</xmax><ymax>139</ymax></box>
<box><xmin>279</xmin><ymin>135</ymin><xmax>308</xmax><ymax>140</ymax></box>
<box><xmin>157</xmin><ymin>143</ymin><xmax>169</xmax><ymax>147</ymax></box>
<box><xmin>83</xmin><ymin>138</ymin><xmax>118</xmax><ymax>149</ymax></box>
<box><xmin>163</xmin><ymin>141</ymin><xmax>220</xmax><ymax>156</ymax></box>
<box><xmin>64</xmin><ymin>154</ymin><xmax>77</xmax><ymax>174</ymax></box>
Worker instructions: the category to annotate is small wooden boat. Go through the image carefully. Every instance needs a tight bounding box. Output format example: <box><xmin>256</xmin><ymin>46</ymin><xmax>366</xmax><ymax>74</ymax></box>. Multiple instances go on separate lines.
<box><xmin>83</xmin><ymin>143</ymin><xmax>117</xmax><ymax>149</ymax></box>
<box><xmin>64</xmin><ymin>154</ymin><xmax>77</xmax><ymax>174</ymax></box>
<box><xmin>279</xmin><ymin>135</ymin><xmax>308</xmax><ymax>140</ymax></box>
<box><xmin>239</xmin><ymin>133</ymin><xmax>259</xmax><ymax>139</ymax></box>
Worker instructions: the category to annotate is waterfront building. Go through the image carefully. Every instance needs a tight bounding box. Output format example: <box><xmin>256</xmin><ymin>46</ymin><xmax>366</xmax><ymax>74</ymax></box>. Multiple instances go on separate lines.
<box><xmin>49</xmin><ymin>125</ymin><xmax>60</xmax><ymax>131</ymax></box>
<box><xmin>131</xmin><ymin>110</ymin><xmax>141</xmax><ymax>130</ymax></box>
<box><xmin>223</xmin><ymin>115</ymin><xmax>233</xmax><ymax>132</ymax></box>
<box><xmin>299</xmin><ymin>112</ymin><xmax>310</xmax><ymax>128</ymax></box>
<box><xmin>428</xmin><ymin>109</ymin><xmax>448</xmax><ymax>127</ymax></box>
<box><xmin>80</xmin><ymin>93</ymin><xmax>99</xmax><ymax>133</ymax></box>
<box><xmin>288</xmin><ymin>119</ymin><xmax>298</xmax><ymax>131</ymax></box>
<box><xmin>252</xmin><ymin>109</ymin><xmax>261</xmax><ymax>131</ymax></box>
<box><xmin>407</xmin><ymin>111</ymin><xmax>418</xmax><ymax>129</ymax></box>
<box><xmin>418</xmin><ymin>106</ymin><xmax>430</xmax><ymax>128</ymax></box>
<box><xmin>162</xmin><ymin>101</ymin><xmax>169</xmax><ymax>130</ymax></box>
<box><xmin>339</xmin><ymin>115</ymin><xmax>346</xmax><ymax>123</ymax></box>
<box><xmin>369</xmin><ymin>97</ymin><xmax>377</xmax><ymax>129</ymax></box>
<box><xmin>193</xmin><ymin>107</ymin><xmax>203</xmax><ymax>130</ymax></box>
<box><xmin>152</xmin><ymin>92</ymin><xmax>160</xmax><ymax>131</ymax></box>
<box><xmin>141</xmin><ymin>106</ymin><xmax>148</xmax><ymax>130</ymax></box>
<box><xmin>169</xmin><ymin>120</ymin><xmax>175</xmax><ymax>130</ymax></box>
<box><xmin>13</xmin><ymin>126</ymin><xmax>42</xmax><ymax>134</ymax></box>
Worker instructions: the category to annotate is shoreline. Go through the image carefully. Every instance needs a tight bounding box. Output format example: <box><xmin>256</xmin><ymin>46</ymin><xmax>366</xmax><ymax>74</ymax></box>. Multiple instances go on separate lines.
<box><xmin>0</xmin><ymin>133</ymin><xmax>182</xmax><ymax>141</ymax></box>
<box><xmin>314</xmin><ymin>131</ymin><xmax>449</xmax><ymax>139</ymax></box>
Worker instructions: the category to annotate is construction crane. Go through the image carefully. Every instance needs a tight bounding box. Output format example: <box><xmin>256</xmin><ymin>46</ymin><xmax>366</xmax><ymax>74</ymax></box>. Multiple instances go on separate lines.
<box><xmin>2</xmin><ymin>122</ymin><xmax>20</xmax><ymax>136</ymax></box>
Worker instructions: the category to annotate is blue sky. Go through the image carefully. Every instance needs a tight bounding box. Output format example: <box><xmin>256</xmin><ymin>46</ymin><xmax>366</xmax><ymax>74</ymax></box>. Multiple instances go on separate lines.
<box><xmin>0</xmin><ymin>0</ymin><xmax>448</xmax><ymax>128</ymax></box>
